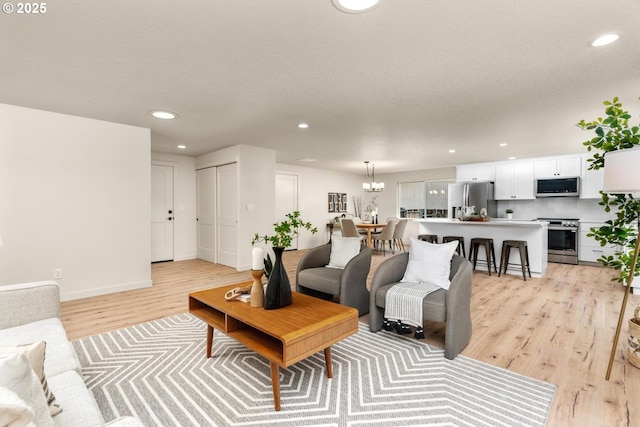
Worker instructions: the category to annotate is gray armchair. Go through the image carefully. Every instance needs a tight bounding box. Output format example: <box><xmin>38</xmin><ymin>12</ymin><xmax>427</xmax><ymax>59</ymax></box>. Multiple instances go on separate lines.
<box><xmin>296</xmin><ymin>243</ymin><xmax>372</xmax><ymax>316</ymax></box>
<box><xmin>369</xmin><ymin>253</ymin><xmax>473</xmax><ymax>359</ymax></box>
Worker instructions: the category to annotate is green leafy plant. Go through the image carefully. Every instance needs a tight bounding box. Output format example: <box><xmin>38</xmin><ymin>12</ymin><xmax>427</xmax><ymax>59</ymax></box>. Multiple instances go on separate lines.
<box><xmin>251</xmin><ymin>211</ymin><xmax>318</xmax><ymax>249</ymax></box>
<box><xmin>505</xmin><ymin>208</ymin><xmax>514</xmax><ymax>214</ymax></box>
<box><xmin>578</xmin><ymin>97</ymin><xmax>640</xmax><ymax>284</ymax></box>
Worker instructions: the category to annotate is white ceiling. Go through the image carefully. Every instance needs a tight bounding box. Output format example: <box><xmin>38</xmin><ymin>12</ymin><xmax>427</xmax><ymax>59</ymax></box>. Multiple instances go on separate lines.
<box><xmin>1</xmin><ymin>0</ymin><xmax>639</xmax><ymax>174</ymax></box>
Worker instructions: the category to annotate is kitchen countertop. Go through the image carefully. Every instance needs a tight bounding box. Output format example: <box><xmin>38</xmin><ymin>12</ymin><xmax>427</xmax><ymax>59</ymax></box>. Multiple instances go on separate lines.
<box><xmin>415</xmin><ymin>217</ymin><xmax>549</xmax><ymax>277</ymax></box>
<box><xmin>414</xmin><ymin>218</ymin><xmax>549</xmax><ymax>227</ymax></box>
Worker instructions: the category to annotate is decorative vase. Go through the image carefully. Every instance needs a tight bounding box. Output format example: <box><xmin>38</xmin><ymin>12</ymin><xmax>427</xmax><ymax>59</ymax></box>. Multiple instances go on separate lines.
<box><xmin>250</xmin><ymin>269</ymin><xmax>264</xmax><ymax>308</ymax></box>
<box><xmin>506</xmin><ymin>213</ymin><xmax>513</xmax><ymax>220</ymax></box>
<box><xmin>264</xmin><ymin>246</ymin><xmax>292</xmax><ymax>310</ymax></box>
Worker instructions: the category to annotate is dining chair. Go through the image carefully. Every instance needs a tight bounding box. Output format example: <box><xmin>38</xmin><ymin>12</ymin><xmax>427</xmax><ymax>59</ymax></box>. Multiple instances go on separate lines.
<box><xmin>392</xmin><ymin>219</ymin><xmax>409</xmax><ymax>252</ymax></box>
<box><xmin>340</xmin><ymin>218</ymin><xmax>363</xmax><ymax>239</ymax></box>
<box><xmin>371</xmin><ymin>219</ymin><xmax>398</xmax><ymax>255</ymax></box>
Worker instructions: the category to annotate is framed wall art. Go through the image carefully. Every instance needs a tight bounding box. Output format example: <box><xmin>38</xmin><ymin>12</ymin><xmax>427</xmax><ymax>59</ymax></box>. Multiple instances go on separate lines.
<box><xmin>328</xmin><ymin>192</ymin><xmax>347</xmax><ymax>213</ymax></box>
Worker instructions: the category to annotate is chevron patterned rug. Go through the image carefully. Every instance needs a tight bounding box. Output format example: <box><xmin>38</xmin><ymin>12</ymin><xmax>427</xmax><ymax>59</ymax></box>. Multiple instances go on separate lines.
<box><xmin>72</xmin><ymin>313</ymin><xmax>555</xmax><ymax>426</ymax></box>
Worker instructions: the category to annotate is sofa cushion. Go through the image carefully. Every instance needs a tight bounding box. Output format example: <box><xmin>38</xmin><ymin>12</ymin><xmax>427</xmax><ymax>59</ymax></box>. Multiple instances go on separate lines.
<box><xmin>48</xmin><ymin>370</ymin><xmax>105</xmax><ymax>427</ymax></box>
<box><xmin>0</xmin><ymin>353</ymin><xmax>54</xmax><ymax>427</ymax></box>
<box><xmin>0</xmin><ymin>341</ymin><xmax>62</xmax><ymax>416</ymax></box>
<box><xmin>375</xmin><ymin>283</ymin><xmax>447</xmax><ymax>322</ymax></box>
<box><xmin>298</xmin><ymin>267</ymin><xmax>344</xmax><ymax>295</ymax></box>
<box><xmin>0</xmin><ymin>318</ymin><xmax>81</xmax><ymax>378</ymax></box>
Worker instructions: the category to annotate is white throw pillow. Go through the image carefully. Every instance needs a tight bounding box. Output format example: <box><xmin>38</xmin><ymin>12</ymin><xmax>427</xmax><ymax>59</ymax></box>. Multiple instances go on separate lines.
<box><xmin>401</xmin><ymin>237</ymin><xmax>458</xmax><ymax>289</ymax></box>
<box><xmin>0</xmin><ymin>385</ymin><xmax>34</xmax><ymax>427</ymax></box>
<box><xmin>0</xmin><ymin>353</ymin><xmax>54</xmax><ymax>427</ymax></box>
<box><xmin>327</xmin><ymin>236</ymin><xmax>362</xmax><ymax>269</ymax></box>
<box><xmin>0</xmin><ymin>342</ymin><xmax>62</xmax><ymax>416</ymax></box>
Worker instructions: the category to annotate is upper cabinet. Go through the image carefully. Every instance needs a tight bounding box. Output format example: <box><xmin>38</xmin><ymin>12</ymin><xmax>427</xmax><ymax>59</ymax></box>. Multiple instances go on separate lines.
<box><xmin>580</xmin><ymin>153</ymin><xmax>604</xmax><ymax>199</ymax></box>
<box><xmin>534</xmin><ymin>156</ymin><xmax>582</xmax><ymax>178</ymax></box>
<box><xmin>494</xmin><ymin>161</ymin><xmax>535</xmax><ymax>200</ymax></box>
<box><xmin>456</xmin><ymin>163</ymin><xmax>495</xmax><ymax>182</ymax></box>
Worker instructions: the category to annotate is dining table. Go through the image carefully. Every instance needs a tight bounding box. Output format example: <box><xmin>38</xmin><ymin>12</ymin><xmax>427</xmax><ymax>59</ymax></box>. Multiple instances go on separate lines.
<box><xmin>355</xmin><ymin>222</ymin><xmax>387</xmax><ymax>247</ymax></box>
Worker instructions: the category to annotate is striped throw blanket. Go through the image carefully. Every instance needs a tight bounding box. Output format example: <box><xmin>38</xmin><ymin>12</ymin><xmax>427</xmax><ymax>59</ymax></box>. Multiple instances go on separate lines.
<box><xmin>384</xmin><ymin>282</ymin><xmax>440</xmax><ymax>327</ymax></box>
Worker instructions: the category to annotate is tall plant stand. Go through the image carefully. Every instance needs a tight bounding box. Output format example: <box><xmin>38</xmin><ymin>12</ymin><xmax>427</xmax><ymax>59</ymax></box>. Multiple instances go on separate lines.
<box><xmin>606</xmin><ymin>228</ymin><xmax>640</xmax><ymax>380</ymax></box>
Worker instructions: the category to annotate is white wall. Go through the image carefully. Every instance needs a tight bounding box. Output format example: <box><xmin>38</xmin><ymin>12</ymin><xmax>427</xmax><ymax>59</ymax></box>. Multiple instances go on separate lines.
<box><xmin>497</xmin><ymin>197</ymin><xmax>614</xmax><ymax>222</ymax></box>
<box><xmin>275</xmin><ymin>163</ymin><xmax>364</xmax><ymax>249</ymax></box>
<box><xmin>0</xmin><ymin>104</ymin><xmax>152</xmax><ymax>301</ymax></box>
<box><xmin>151</xmin><ymin>152</ymin><xmax>197</xmax><ymax>261</ymax></box>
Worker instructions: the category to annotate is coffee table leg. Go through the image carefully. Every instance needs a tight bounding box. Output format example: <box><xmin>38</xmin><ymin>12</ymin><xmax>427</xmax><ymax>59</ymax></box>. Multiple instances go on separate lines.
<box><xmin>270</xmin><ymin>361</ymin><xmax>281</xmax><ymax>411</ymax></box>
<box><xmin>324</xmin><ymin>347</ymin><xmax>333</xmax><ymax>378</ymax></box>
<box><xmin>206</xmin><ymin>325</ymin><xmax>213</xmax><ymax>358</ymax></box>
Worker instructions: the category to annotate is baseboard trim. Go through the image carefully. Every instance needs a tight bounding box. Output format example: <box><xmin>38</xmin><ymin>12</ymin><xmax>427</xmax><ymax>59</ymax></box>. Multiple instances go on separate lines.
<box><xmin>60</xmin><ymin>280</ymin><xmax>152</xmax><ymax>302</ymax></box>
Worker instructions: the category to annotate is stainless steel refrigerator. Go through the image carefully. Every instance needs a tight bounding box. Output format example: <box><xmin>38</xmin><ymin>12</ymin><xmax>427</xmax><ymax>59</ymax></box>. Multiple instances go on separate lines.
<box><xmin>448</xmin><ymin>182</ymin><xmax>497</xmax><ymax>218</ymax></box>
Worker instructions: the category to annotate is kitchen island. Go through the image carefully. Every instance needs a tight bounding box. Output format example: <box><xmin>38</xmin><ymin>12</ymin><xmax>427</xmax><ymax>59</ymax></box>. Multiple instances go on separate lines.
<box><xmin>415</xmin><ymin>218</ymin><xmax>549</xmax><ymax>278</ymax></box>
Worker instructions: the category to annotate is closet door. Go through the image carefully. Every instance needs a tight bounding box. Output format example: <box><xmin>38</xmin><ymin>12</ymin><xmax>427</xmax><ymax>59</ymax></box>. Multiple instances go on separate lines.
<box><xmin>216</xmin><ymin>163</ymin><xmax>237</xmax><ymax>267</ymax></box>
<box><xmin>196</xmin><ymin>167</ymin><xmax>216</xmax><ymax>263</ymax></box>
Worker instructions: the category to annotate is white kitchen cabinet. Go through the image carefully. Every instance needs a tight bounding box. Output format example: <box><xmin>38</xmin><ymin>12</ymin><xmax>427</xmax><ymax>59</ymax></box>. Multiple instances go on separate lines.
<box><xmin>580</xmin><ymin>153</ymin><xmax>604</xmax><ymax>199</ymax></box>
<box><xmin>494</xmin><ymin>161</ymin><xmax>535</xmax><ymax>200</ymax></box>
<box><xmin>534</xmin><ymin>156</ymin><xmax>582</xmax><ymax>178</ymax></box>
<box><xmin>579</xmin><ymin>222</ymin><xmax>617</xmax><ymax>263</ymax></box>
<box><xmin>456</xmin><ymin>163</ymin><xmax>495</xmax><ymax>182</ymax></box>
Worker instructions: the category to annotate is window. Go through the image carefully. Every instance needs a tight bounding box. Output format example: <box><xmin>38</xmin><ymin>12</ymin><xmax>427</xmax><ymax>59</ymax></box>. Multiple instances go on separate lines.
<box><xmin>399</xmin><ymin>180</ymin><xmax>453</xmax><ymax>218</ymax></box>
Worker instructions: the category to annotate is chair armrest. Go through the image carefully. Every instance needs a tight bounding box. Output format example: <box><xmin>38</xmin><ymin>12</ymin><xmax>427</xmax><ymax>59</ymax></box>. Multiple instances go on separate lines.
<box><xmin>339</xmin><ymin>246</ymin><xmax>372</xmax><ymax>316</ymax></box>
<box><xmin>369</xmin><ymin>253</ymin><xmax>409</xmax><ymax>330</ymax></box>
<box><xmin>443</xmin><ymin>255</ymin><xmax>473</xmax><ymax>358</ymax></box>
<box><xmin>296</xmin><ymin>243</ymin><xmax>331</xmax><ymax>291</ymax></box>
<box><xmin>341</xmin><ymin>246</ymin><xmax>372</xmax><ymax>286</ymax></box>
<box><xmin>369</xmin><ymin>253</ymin><xmax>409</xmax><ymax>295</ymax></box>
<box><xmin>297</xmin><ymin>243</ymin><xmax>331</xmax><ymax>272</ymax></box>
<box><xmin>446</xmin><ymin>255</ymin><xmax>473</xmax><ymax>313</ymax></box>
<box><xmin>0</xmin><ymin>281</ymin><xmax>61</xmax><ymax>329</ymax></box>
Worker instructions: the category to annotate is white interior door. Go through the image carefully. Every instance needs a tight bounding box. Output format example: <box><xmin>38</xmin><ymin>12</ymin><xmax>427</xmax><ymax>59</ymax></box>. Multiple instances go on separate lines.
<box><xmin>216</xmin><ymin>163</ymin><xmax>237</xmax><ymax>267</ymax></box>
<box><xmin>151</xmin><ymin>164</ymin><xmax>174</xmax><ymax>262</ymax></box>
<box><xmin>275</xmin><ymin>173</ymin><xmax>299</xmax><ymax>250</ymax></box>
<box><xmin>196</xmin><ymin>167</ymin><xmax>216</xmax><ymax>263</ymax></box>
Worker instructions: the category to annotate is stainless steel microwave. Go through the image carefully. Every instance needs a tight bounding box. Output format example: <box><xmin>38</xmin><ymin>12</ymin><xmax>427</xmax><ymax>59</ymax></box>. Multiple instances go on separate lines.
<box><xmin>535</xmin><ymin>177</ymin><xmax>580</xmax><ymax>197</ymax></box>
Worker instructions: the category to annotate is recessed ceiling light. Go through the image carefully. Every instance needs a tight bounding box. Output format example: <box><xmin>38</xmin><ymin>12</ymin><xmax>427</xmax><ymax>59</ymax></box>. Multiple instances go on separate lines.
<box><xmin>591</xmin><ymin>33</ymin><xmax>619</xmax><ymax>47</ymax></box>
<box><xmin>298</xmin><ymin>123</ymin><xmax>309</xmax><ymax>129</ymax></box>
<box><xmin>448</xmin><ymin>149</ymin><xmax>456</xmax><ymax>153</ymax></box>
<box><xmin>177</xmin><ymin>145</ymin><xmax>186</xmax><ymax>149</ymax></box>
<box><xmin>509</xmin><ymin>156</ymin><xmax>516</xmax><ymax>160</ymax></box>
<box><xmin>149</xmin><ymin>110</ymin><xmax>178</xmax><ymax>120</ymax></box>
<box><xmin>499</xmin><ymin>143</ymin><xmax>508</xmax><ymax>147</ymax></box>
<box><xmin>332</xmin><ymin>0</ymin><xmax>381</xmax><ymax>14</ymax></box>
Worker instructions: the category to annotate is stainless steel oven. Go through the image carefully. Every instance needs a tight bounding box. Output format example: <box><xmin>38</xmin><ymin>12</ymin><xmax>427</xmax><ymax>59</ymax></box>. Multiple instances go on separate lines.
<box><xmin>538</xmin><ymin>218</ymin><xmax>579</xmax><ymax>264</ymax></box>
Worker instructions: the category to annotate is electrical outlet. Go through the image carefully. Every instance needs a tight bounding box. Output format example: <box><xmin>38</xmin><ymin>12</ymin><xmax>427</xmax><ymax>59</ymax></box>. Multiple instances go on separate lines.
<box><xmin>54</xmin><ymin>268</ymin><xmax>63</xmax><ymax>279</ymax></box>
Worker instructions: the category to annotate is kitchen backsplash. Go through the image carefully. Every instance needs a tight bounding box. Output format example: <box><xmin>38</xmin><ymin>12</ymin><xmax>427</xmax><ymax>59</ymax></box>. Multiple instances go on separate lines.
<box><xmin>497</xmin><ymin>197</ymin><xmax>613</xmax><ymax>222</ymax></box>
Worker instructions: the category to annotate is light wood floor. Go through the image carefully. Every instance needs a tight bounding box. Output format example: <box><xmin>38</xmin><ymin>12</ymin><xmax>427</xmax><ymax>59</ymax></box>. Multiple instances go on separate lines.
<box><xmin>61</xmin><ymin>250</ymin><xmax>640</xmax><ymax>427</ymax></box>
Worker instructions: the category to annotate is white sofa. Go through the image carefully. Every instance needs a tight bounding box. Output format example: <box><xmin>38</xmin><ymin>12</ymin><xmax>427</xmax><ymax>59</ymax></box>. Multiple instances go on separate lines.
<box><xmin>0</xmin><ymin>281</ymin><xmax>144</xmax><ymax>427</ymax></box>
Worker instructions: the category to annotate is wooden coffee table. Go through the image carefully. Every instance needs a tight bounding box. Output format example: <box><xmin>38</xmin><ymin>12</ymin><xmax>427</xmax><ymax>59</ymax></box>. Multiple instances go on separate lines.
<box><xmin>188</xmin><ymin>282</ymin><xmax>359</xmax><ymax>411</ymax></box>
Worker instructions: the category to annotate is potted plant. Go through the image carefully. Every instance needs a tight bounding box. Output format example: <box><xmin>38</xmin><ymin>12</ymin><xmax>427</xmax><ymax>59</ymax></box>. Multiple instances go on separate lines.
<box><xmin>578</xmin><ymin>96</ymin><xmax>640</xmax><ymax>377</ymax></box>
<box><xmin>505</xmin><ymin>208</ymin><xmax>514</xmax><ymax>220</ymax></box>
<box><xmin>364</xmin><ymin>195</ymin><xmax>378</xmax><ymax>222</ymax></box>
<box><xmin>252</xmin><ymin>211</ymin><xmax>317</xmax><ymax>309</ymax></box>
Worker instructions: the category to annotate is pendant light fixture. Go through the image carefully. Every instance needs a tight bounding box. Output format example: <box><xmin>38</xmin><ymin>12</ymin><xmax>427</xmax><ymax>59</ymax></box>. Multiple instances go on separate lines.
<box><xmin>363</xmin><ymin>161</ymin><xmax>384</xmax><ymax>192</ymax></box>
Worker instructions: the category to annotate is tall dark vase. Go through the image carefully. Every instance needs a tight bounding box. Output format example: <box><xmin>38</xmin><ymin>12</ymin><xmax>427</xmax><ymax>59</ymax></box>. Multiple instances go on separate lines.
<box><xmin>264</xmin><ymin>246</ymin><xmax>292</xmax><ymax>310</ymax></box>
